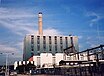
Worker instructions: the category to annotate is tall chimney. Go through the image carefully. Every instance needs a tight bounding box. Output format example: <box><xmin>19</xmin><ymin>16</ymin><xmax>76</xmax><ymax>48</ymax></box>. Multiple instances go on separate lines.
<box><xmin>38</xmin><ymin>12</ymin><xmax>43</xmax><ymax>35</ymax></box>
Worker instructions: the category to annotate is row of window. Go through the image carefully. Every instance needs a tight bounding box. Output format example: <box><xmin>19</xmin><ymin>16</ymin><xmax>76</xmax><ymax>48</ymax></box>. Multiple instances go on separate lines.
<box><xmin>31</xmin><ymin>36</ymin><xmax>68</xmax><ymax>46</ymax></box>
<box><xmin>31</xmin><ymin>35</ymin><xmax>69</xmax><ymax>38</ymax></box>
<box><xmin>30</xmin><ymin>36</ymin><xmax>70</xmax><ymax>52</ymax></box>
<box><xmin>31</xmin><ymin>36</ymin><xmax>69</xmax><ymax>44</ymax></box>
<box><xmin>37</xmin><ymin>40</ymin><xmax>67</xmax><ymax>45</ymax></box>
<box><xmin>31</xmin><ymin>36</ymin><xmax>34</xmax><ymax>56</ymax></box>
<box><xmin>31</xmin><ymin>45</ymin><xmax>63</xmax><ymax>51</ymax></box>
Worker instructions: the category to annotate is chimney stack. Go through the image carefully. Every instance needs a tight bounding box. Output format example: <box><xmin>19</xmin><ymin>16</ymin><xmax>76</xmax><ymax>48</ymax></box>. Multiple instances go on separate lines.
<box><xmin>38</xmin><ymin>12</ymin><xmax>43</xmax><ymax>35</ymax></box>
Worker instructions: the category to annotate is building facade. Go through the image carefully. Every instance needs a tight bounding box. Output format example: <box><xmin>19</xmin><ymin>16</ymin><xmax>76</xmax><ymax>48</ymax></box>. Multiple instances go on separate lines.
<box><xmin>16</xmin><ymin>52</ymin><xmax>96</xmax><ymax>69</ymax></box>
<box><xmin>23</xmin><ymin>12</ymin><xmax>79</xmax><ymax>61</ymax></box>
<box><xmin>23</xmin><ymin>35</ymin><xmax>79</xmax><ymax>61</ymax></box>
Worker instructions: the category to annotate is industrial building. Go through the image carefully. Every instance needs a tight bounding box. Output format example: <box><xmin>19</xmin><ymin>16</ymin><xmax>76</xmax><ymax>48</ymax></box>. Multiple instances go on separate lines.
<box><xmin>15</xmin><ymin>52</ymin><xmax>96</xmax><ymax>69</ymax></box>
<box><xmin>23</xmin><ymin>12</ymin><xmax>79</xmax><ymax>61</ymax></box>
<box><xmin>14</xmin><ymin>45</ymin><xmax>104</xmax><ymax>75</ymax></box>
<box><xmin>14</xmin><ymin>12</ymin><xmax>104</xmax><ymax>76</ymax></box>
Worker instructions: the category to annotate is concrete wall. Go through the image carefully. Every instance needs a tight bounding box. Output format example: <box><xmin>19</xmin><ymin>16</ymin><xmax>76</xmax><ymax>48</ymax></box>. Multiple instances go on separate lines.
<box><xmin>23</xmin><ymin>35</ymin><xmax>79</xmax><ymax>61</ymax></box>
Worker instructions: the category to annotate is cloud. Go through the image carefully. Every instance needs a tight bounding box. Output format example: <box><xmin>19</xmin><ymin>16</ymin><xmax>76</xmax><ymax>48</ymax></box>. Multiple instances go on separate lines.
<box><xmin>0</xmin><ymin>7</ymin><xmax>63</xmax><ymax>36</ymax></box>
<box><xmin>90</xmin><ymin>44</ymin><xmax>99</xmax><ymax>48</ymax></box>
<box><xmin>0</xmin><ymin>7</ymin><xmax>38</xmax><ymax>36</ymax></box>
<box><xmin>0</xmin><ymin>41</ymin><xmax>23</xmax><ymax>64</ymax></box>
<box><xmin>0</xmin><ymin>19</ymin><xmax>35</xmax><ymax>36</ymax></box>
<box><xmin>0</xmin><ymin>7</ymin><xmax>35</xmax><ymax>19</ymax></box>
<box><xmin>0</xmin><ymin>43</ymin><xmax>22</xmax><ymax>65</ymax></box>
<box><xmin>0</xmin><ymin>7</ymin><xmax>63</xmax><ymax>53</ymax></box>
<box><xmin>43</xmin><ymin>28</ymin><xmax>62</xmax><ymax>36</ymax></box>
<box><xmin>86</xmin><ymin>40</ymin><xmax>101</xmax><ymax>49</ymax></box>
<box><xmin>86</xmin><ymin>12</ymin><xmax>102</xmax><ymax>27</ymax></box>
<box><xmin>78</xmin><ymin>35</ymin><xmax>83</xmax><ymax>39</ymax></box>
<box><xmin>86</xmin><ymin>36</ymin><xmax>92</xmax><ymax>40</ymax></box>
<box><xmin>79</xmin><ymin>44</ymin><xmax>83</xmax><ymax>48</ymax></box>
<box><xmin>0</xmin><ymin>44</ymin><xmax>17</xmax><ymax>53</ymax></box>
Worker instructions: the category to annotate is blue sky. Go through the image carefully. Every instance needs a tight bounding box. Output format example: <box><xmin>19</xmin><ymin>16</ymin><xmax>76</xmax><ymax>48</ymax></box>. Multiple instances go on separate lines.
<box><xmin>0</xmin><ymin>0</ymin><xmax>104</xmax><ymax>65</ymax></box>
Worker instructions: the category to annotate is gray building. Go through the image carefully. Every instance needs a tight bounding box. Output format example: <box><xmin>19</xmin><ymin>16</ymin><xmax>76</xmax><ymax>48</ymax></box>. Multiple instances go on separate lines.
<box><xmin>23</xmin><ymin>12</ymin><xmax>79</xmax><ymax>61</ymax></box>
<box><xmin>23</xmin><ymin>35</ymin><xmax>78</xmax><ymax>61</ymax></box>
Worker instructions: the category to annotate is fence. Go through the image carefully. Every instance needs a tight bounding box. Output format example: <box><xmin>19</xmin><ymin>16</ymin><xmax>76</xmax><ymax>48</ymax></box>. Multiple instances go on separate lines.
<box><xmin>57</xmin><ymin>61</ymin><xmax>104</xmax><ymax>76</ymax></box>
<box><xmin>57</xmin><ymin>45</ymin><xmax>104</xmax><ymax>76</ymax></box>
<box><xmin>16</xmin><ymin>45</ymin><xmax>104</xmax><ymax>76</ymax></box>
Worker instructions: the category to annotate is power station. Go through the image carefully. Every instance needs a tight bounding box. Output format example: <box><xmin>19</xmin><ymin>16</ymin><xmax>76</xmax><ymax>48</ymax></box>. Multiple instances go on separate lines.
<box><xmin>14</xmin><ymin>12</ymin><xmax>104</xmax><ymax>76</ymax></box>
<box><xmin>23</xmin><ymin>12</ymin><xmax>79</xmax><ymax>61</ymax></box>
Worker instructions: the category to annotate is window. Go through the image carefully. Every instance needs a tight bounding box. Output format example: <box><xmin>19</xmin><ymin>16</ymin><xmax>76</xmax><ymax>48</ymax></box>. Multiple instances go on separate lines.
<box><xmin>55</xmin><ymin>36</ymin><xmax>57</xmax><ymax>40</ymax></box>
<box><xmin>60</xmin><ymin>37</ymin><xmax>63</xmax><ymax>44</ymax></box>
<box><xmin>54</xmin><ymin>36</ymin><xmax>57</xmax><ymax>44</ymax></box>
<box><xmin>60</xmin><ymin>37</ymin><xmax>62</xmax><ymax>40</ymax></box>
<box><xmin>49</xmin><ymin>48</ymin><xmax>51</xmax><ymax>51</ymax></box>
<box><xmin>37</xmin><ymin>45</ymin><xmax>40</xmax><ymax>51</ymax></box>
<box><xmin>43</xmin><ymin>36</ymin><xmax>46</xmax><ymax>44</ymax></box>
<box><xmin>49</xmin><ymin>36</ymin><xmax>51</xmax><ymax>40</ymax></box>
<box><xmin>31</xmin><ymin>35</ymin><xmax>34</xmax><ymax>51</ymax></box>
<box><xmin>31</xmin><ymin>41</ymin><xmax>34</xmax><ymax>44</ymax></box>
<box><xmin>37</xmin><ymin>41</ymin><xmax>40</xmax><ymax>44</ymax></box>
<box><xmin>49</xmin><ymin>45</ymin><xmax>52</xmax><ymax>51</ymax></box>
<box><xmin>31</xmin><ymin>35</ymin><xmax>34</xmax><ymax>44</ymax></box>
<box><xmin>31</xmin><ymin>48</ymin><xmax>34</xmax><ymax>51</ymax></box>
<box><xmin>55</xmin><ymin>45</ymin><xmax>57</xmax><ymax>51</ymax></box>
<box><xmin>65</xmin><ymin>37</ymin><xmax>68</xmax><ymax>47</ymax></box>
<box><xmin>31</xmin><ymin>35</ymin><xmax>34</xmax><ymax>37</ymax></box>
<box><xmin>31</xmin><ymin>52</ymin><xmax>34</xmax><ymax>56</ymax></box>
<box><xmin>43</xmin><ymin>36</ymin><xmax>46</xmax><ymax>40</ymax></box>
<box><xmin>55</xmin><ymin>41</ymin><xmax>57</xmax><ymax>44</ymax></box>
<box><xmin>60</xmin><ymin>46</ymin><xmax>63</xmax><ymax>51</ymax></box>
<box><xmin>60</xmin><ymin>37</ymin><xmax>63</xmax><ymax>51</ymax></box>
<box><xmin>49</xmin><ymin>40</ymin><xmax>51</xmax><ymax>44</ymax></box>
<box><xmin>37</xmin><ymin>36</ymin><xmax>40</xmax><ymax>40</ymax></box>
<box><xmin>43</xmin><ymin>36</ymin><xmax>46</xmax><ymax>51</ymax></box>
<box><xmin>31</xmin><ymin>45</ymin><xmax>34</xmax><ymax>51</ymax></box>
<box><xmin>43</xmin><ymin>44</ymin><xmax>46</xmax><ymax>51</ymax></box>
<box><xmin>43</xmin><ymin>41</ymin><xmax>46</xmax><ymax>44</ymax></box>
<box><xmin>49</xmin><ymin>36</ymin><xmax>51</xmax><ymax>44</ymax></box>
<box><xmin>37</xmin><ymin>36</ymin><xmax>40</xmax><ymax>44</ymax></box>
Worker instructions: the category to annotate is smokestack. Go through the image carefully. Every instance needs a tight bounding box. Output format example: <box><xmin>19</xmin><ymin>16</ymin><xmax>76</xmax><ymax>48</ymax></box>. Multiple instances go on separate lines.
<box><xmin>38</xmin><ymin>12</ymin><xmax>43</xmax><ymax>35</ymax></box>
